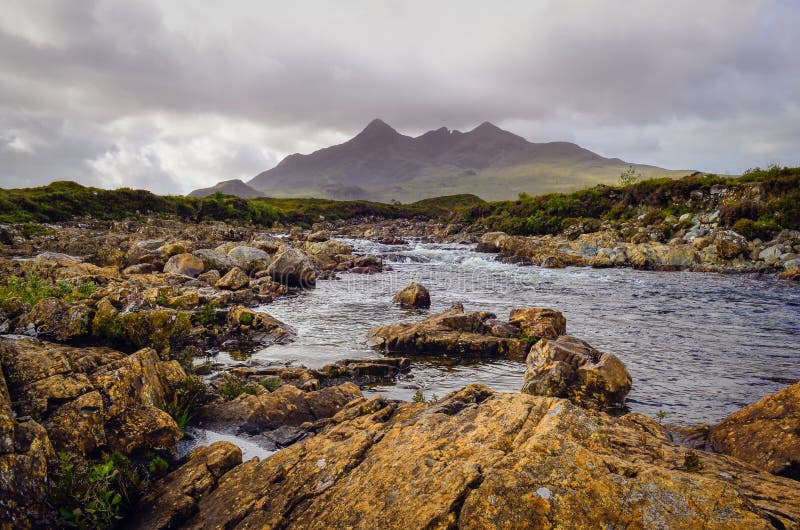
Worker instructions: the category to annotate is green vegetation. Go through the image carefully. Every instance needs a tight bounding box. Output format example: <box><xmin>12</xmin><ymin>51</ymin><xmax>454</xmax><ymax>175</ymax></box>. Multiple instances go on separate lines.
<box><xmin>467</xmin><ymin>167</ymin><xmax>800</xmax><ymax>237</ymax></box>
<box><xmin>0</xmin><ymin>272</ymin><xmax>96</xmax><ymax>306</ymax></box>
<box><xmin>683</xmin><ymin>450</ymin><xmax>705</xmax><ymax>472</ymax></box>
<box><xmin>147</xmin><ymin>456</ymin><xmax>169</xmax><ymax>477</ymax></box>
<box><xmin>262</xmin><ymin>378</ymin><xmax>282</xmax><ymax>392</ymax></box>
<box><xmin>218</xmin><ymin>376</ymin><xmax>260</xmax><ymax>401</ymax></box>
<box><xmin>49</xmin><ymin>451</ymin><xmax>140</xmax><ymax>529</ymax></box>
<box><xmin>157</xmin><ymin>376</ymin><xmax>206</xmax><ymax>430</ymax></box>
<box><xmin>412</xmin><ymin>390</ymin><xmax>426</xmax><ymax>403</ymax></box>
<box><xmin>0</xmin><ymin>180</ymin><xmax>484</xmax><ymax>227</ymax></box>
<box><xmin>238</xmin><ymin>312</ymin><xmax>255</xmax><ymax>326</ymax></box>
<box><xmin>194</xmin><ymin>302</ymin><xmax>219</xmax><ymax>327</ymax></box>
<box><xmin>21</xmin><ymin>222</ymin><xmax>56</xmax><ymax>239</ymax></box>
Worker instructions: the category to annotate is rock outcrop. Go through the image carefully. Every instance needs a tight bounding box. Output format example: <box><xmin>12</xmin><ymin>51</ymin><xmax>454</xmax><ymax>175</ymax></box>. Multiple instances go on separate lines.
<box><xmin>368</xmin><ymin>304</ymin><xmax>529</xmax><ymax>360</ymax></box>
<box><xmin>708</xmin><ymin>380</ymin><xmax>800</xmax><ymax>479</ymax></box>
<box><xmin>0</xmin><ymin>337</ymin><xmax>187</xmax><ymax>527</ymax></box>
<box><xmin>145</xmin><ymin>385</ymin><xmax>800</xmax><ymax>529</ymax></box>
<box><xmin>392</xmin><ymin>282</ymin><xmax>431</xmax><ymax>309</ymax></box>
<box><xmin>522</xmin><ymin>335</ymin><xmax>632</xmax><ymax>410</ymax></box>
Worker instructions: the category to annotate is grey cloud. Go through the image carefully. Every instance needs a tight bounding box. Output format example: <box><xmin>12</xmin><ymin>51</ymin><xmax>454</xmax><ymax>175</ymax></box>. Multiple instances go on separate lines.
<box><xmin>0</xmin><ymin>0</ymin><xmax>799</xmax><ymax>192</ymax></box>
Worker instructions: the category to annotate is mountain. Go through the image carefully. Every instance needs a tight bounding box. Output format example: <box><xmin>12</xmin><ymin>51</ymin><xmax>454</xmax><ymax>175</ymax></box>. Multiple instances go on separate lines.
<box><xmin>192</xmin><ymin>120</ymin><xmax>687</xmax><ymax>202</ymax></box>
<box><xmin>188</xmin><ymin>179</ymin><xmax>264</xmax><ymax>199</ymax></box>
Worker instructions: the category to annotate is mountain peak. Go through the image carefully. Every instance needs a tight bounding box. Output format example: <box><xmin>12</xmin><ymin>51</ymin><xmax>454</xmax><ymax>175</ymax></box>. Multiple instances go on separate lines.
<box><xmin>359</xmin><ymin>118</ymin><xmax>397</xmax><ymax>136</ymax></box>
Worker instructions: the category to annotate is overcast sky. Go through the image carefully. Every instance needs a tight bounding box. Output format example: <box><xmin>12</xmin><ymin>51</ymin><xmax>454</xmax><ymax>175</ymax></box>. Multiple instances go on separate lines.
<box><xmin>1</xmin><ymin>0</ymin><xmax>799</xmax><ymax>194</ymax></box>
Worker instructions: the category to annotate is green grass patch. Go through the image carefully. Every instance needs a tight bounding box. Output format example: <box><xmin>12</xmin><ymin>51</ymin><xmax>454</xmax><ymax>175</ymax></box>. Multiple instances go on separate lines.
<box><xmin>0</xmin><ymin>273</ymin><xmax>96</xmax><ymax>306</ymax></box>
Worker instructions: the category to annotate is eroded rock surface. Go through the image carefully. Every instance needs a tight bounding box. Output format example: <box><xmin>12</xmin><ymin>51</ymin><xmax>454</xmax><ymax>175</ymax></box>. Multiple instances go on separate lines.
<box><xmin>522</xmin><ymin>335</ymin><xmax>632</xmax><ymax>410</ymax></box>
<box><xmin>368</xmin><ymin>304</ymin><xmax>529</xmax><ymax>360</ymax></box>
<box><xmin>392</xmin><ymin>281</ymin><xmax>431</xmax><ymax>309</ymax></box>
<box><xmin>709</xmin><ymin>380</ymin><xmax>800</xmax><ymax>478</ymax></box>
<box><xmin>152</xmin><ymin>385</ymin><xmax>800</xmax><ymax>529</ymax></box>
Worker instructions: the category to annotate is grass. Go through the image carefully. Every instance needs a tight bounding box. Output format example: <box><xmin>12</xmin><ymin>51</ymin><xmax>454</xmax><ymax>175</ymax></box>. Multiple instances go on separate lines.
<box><xmin>0</xmin><ymin>272</ymin><xmax>97</xmax><ymax>306</ymax></box>
<box><xmin>218</xmin><ymin>376</ymin><xmax>260</xmax><ymax>401</ymax></box>
<box><xmin>157</xmin><ymin>376</ymin><xmax>207</xmax><ymax>430</ymax></box>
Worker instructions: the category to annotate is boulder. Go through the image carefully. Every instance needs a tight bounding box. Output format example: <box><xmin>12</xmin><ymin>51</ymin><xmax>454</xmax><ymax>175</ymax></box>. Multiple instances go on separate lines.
<box><xmin>475</xmin><ymin>231</ymin><xmax>507</xmax><ymax>253</ymax></box>
<box><xmin>392</xmin><ymin>282</ymin><xmax>431</xmax><ymax>309</ymax></box>
<box><xmin>714</xmin><ymin>230</ymin><xmax>749</xmax><ymax>260</ymax></box>
<box><xmin>522</xmin><ymin>335</ymin><xmax>631</xmax><ymax>409</ymax></box>
<box><xmin>307</xmin><ymin>230</ymin><xmax>331</xmax><ymax>242</ymax></box>
<box><xmin>127</xmin><ymin>441</ymin><xmax>243</xmax><ymax>530</ymax></box>
<box><xmin>266</xmin><ymin>248</ymin><xmax>318</xmax><ymax>287</ymax></box>
<box><xmin>198</xmin><ymin>382</ymin><xmax>362</xmax><ymax>434</ymax></box>
<box><xmin>197</xmin><ymin>269</ymin><xmax>221</xmax><ymax>286</ymax></box>
<box><xmin>708</xmin><ymin>381</ymin><xmax>800</xmax><ymax>478</ymax></box>
<box><xmin>162</xmin><ymin>386</ymin><xmax>800</xmax><ymax>529</ymax></box>
<box><xmin>192</xmin><ymin>249</ymin><xmax>237</xmax><ymax>274</ymax></box>
<box><xmin>369</xmin><ymin>304</ymin><xmax>527</xmax><ymax>360</ymax></box>
<box><xmin>227</xmin><ymin>245</ymin><xmax>272</xmax><ymax>273</ymax></box>
<box><xmin>163</xmin><ymin>253</ymin><xmax>205</xmax><ymax>278</ymax></box>
<box><xmin>508</xmin><ymin>307</ymin><xmax>566</xmax><ymax>341</ymax></box>
<box><xmin>215</xmin><ymin>267</ymin><xmax>250</xmax><ymax>291</ymax></box>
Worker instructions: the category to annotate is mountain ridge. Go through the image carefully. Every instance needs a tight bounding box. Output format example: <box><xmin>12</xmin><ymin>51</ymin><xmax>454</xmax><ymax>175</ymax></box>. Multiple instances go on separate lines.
<box><xmin>191</xmin><ymin>120</ymin><xmax>687</xmax><ymax>201</ymax></box>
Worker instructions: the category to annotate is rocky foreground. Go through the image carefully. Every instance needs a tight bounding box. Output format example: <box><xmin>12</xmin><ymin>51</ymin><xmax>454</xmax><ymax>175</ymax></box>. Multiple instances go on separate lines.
<box><xmin>0</xmin><ymin>216</ymin><xmax>798</xmax><ymax>528</ymax></box>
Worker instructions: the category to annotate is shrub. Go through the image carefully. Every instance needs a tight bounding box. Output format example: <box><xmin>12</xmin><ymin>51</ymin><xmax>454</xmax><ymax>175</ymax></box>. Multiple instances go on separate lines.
<box><xmin>731</xmin><ymin>218</ymin><xmax>781</xmax><ymax>241</ymax></box>
<box><xmin>683</xmin><ymin>450</ymin><xmax>704</xmax><ymax>472</ymax></box>
<box><xmin>49</xmin><ymin>451</ymin><xmax>140</xmax><ymax>530</ymax></box>
<box><xmin>148</xmin><ymin>456</ymin><xmax>169</xmax><ymax>477</ymax></box>
<box><xmin>412</xmin><ymin>390</ymin><xmax>426</xmax><ymax>403</ymax></box>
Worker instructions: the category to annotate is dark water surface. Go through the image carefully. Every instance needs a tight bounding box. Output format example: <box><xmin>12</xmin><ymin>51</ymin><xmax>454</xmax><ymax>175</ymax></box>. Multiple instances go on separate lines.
<box><xmin>235</xmin><ymin>239</ymin><xmax>799</xmax><ymax>425</ymax></box>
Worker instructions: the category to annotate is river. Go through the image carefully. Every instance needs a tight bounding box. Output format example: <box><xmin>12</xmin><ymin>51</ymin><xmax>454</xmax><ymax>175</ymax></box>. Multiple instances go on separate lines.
<box><xmin>217</xmin><ymin>238</ymin><xmax>800</xmax><ymax>426</ymax></box>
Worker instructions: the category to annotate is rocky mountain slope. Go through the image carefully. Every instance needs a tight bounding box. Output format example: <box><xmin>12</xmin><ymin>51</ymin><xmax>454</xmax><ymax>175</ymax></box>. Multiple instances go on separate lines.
<box><xmin>194</xmin><ymin>119</ymin><xmax>684</xmax><ymax>202</ymax></box>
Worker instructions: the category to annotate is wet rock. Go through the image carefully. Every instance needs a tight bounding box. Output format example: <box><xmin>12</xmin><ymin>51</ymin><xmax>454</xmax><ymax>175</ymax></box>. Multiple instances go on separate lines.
<box><xmin>475</xmin><ymin>231</ymin><xmax>507</xmax><ymax>253</ymax></box>
<box><xmin>227</xmin><ymin>245</ymin><xmax>272</xmax><ymax>273</ymax></box>
<box><xmin>198</xmin><ymin>382</ymin><xmax>362</xmax><ymax>434</ymax></box>
<box><xmin>392</xmin><ymin>282</ymin><xmax>431</xmax><ymax>309</ymax></box>
<box><xmin>266</xmin><ymin>248</ymin><xmax>318</xmax><ymax>287</ymax></box>
<box><xmin>369</xmin><ymin>304</ymin><xmax>527</xmax><ymax>360</ymax></box>
<box><xmin>222</xmin><ymin>306</ymin><xmax>295</xmax><ymax>350</ymax></box>
<box><xmin>126</xmin><ymin>441</ymin><xmax>243</xmax><ymax>530</ymax></box>
<box><xmin>91</xmin><ymin>298</ymin><xmax>193</xmax><ymax>354</ymax></box>
<box><xmin>305</xmin><ymin>240</ymin><xmax>352</xmax><ymax>271</ymax></box>
<box><xmin>508</xmin><ymin>307</ymin><xmax>566</xmax><ymax>341</ymax></box>
<box><xmin>171</xmin><ymin>386</ymin><xmax>800</xmax><ymax>529</ymax></box>
<box><xmin>540</xmin><ymin>255</ymin><xmax>566</xmax><ymax>268</ymax></box>
<box><xmin>522</xmin><ymin>335</ymin><xmax>631</xmax><ymax>409</ymax></box>
<box><xmin>215</xmin><ymin>267</ymin><xmax>250</xmax><ymax>291</ymax></box>
<box><xmin>163</xmin><ymin>253</ymin><xmax>205</xmax><ymax>278</ymax></box>
<box><xmin>708</xmin><ymin>381</ymin><xmax>800</xmax><ymax>478</ymax></box>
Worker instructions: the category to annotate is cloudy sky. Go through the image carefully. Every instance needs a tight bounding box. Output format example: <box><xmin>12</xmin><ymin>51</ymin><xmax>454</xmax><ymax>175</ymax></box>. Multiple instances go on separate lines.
<box><xmin>1</xmin><ymin>0</ymin><xmax>799</xmax><ymax>194</ymax></box>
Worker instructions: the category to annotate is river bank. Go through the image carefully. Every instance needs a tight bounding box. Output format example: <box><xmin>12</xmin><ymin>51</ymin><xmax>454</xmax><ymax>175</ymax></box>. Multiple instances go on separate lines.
<box><xmin>1</xmin><ymin>216</ymin><xmax>798</xmax><ymax>528</ymax></box>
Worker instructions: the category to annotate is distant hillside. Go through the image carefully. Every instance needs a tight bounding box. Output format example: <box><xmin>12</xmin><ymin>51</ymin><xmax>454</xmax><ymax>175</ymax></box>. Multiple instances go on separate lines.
<box><xmin>188</xmin><ymin>179</ymin><xmax>264</xmax><ymax>198</ymax></box>
<box><xmin>191</xmin><ymin>119</ymin><xmax>687</xmax><ymax>201</ymax></box>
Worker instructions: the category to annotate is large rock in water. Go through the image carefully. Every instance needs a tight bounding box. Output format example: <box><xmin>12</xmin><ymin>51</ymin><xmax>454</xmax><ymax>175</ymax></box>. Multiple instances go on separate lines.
<box><xmin>145</xmin><ymin>385</ymin><xmax>800</xmax><ymax>529</ymax></box>
<box><xmin>392</xmin><ymin>282</ymin><xmax>431</xmax><ymax>308</ymax></box>
<box><xmin>708</xmin><ymin>380</ymin><xmax>800</xmax><ymax>478</ymax></box>
<box><xmin>266</xmin><ymin>248</ymin><xmax>318</xmax><ymax>287</ymax></box>
<box><xmin>508</xmin><ymin>307</ymin><xmax>566</xmax><ymax>340</ymax></box>
<box><xmin>522</xmin><ymin>335</ymin><xmax>631</xmax><ymax>410</ymax></box>
<box><xmin>368</xmin><ymin>304</ymin><xmax>528</xmax><ymax>360</ymax></box>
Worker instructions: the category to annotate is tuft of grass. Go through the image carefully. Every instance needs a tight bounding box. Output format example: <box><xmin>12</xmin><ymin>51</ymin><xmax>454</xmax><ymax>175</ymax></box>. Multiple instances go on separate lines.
<box><xmin>21</xmin><ymin>222</ymin><xmax>56</xmax><ymax>239</ymax></box>
<box><xmin>412</xmin><ymin>390</ymin><xmax>426</xmax><ymax>403</ymax></box>
<box><xmin>238</xmin><ymin>312</ymin><xmax>255</xmax><ymax>326</ymax></box>
<box><xmin>218</xmin><ymin>376</ymin><xmax>260</xmax><ymax>401</ymax></box>
<box><xmin>157</xmin><ymin>376</ymin><xmax>207</xmax><ymax>430</ymax></box>
<box><xmin>683</xmin><ymin>450</ymin><xmax>704</xmax><ymax>472</ymax></box>
<box><xmin>261</xmin><ymin>378</ymin><xmax>282</xmax><ymax>392</ymax></box>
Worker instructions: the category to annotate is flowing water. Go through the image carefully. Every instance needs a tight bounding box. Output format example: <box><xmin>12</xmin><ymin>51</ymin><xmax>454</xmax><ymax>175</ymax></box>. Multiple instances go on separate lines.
<box><xmin>218</xmin><ymin>239</ymin><xmax>800</xmax><ymax>426</ymax></box>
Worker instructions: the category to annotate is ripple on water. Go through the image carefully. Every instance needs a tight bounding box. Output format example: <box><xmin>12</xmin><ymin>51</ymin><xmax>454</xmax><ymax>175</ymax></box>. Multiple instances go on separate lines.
<box><xmin>213</xmin><ymin>239</ymin><xmax>800</xmax><ymax>426</ymax></box>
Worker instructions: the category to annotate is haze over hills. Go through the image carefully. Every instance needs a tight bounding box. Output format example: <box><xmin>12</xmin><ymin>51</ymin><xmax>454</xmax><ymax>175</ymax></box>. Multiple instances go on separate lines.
<box><xmin>191</xmin><ymin>119</ymin><xmax>687</xmax><ymax>202</ymax></box>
